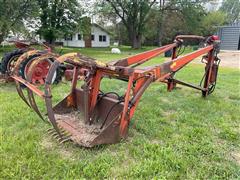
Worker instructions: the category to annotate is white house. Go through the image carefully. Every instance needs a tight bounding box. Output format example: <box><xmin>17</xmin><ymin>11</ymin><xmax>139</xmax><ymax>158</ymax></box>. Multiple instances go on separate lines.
<box><xmin>62</xmin><ymin>23</ymin><xmax>110</xmax><ymax>48</ymax></box>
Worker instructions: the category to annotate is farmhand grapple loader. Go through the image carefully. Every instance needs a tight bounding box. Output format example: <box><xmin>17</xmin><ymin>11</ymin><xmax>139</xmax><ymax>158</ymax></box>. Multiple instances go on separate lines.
<box><xmin>13</xmin><ymin>35</ymin><xmax>221</xmax><ymax>147</ymax></box>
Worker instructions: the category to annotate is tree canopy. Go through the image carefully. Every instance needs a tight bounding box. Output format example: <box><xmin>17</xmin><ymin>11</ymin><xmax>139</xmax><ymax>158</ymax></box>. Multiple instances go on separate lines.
<box><xmin>200</xmin><ymin>11</ymin><xmax>226</xmax><ymax>35</ymax></box>
<box><xmin>0</xmin><ymin>0</ymin><xmax>38</xmax><ymax>44</ymax></box>
<box><xmin>0</xmin><ymin>0</ymin><xmax>84</xmax><ymax>45</ymax></box>
<box><xmin>220</xmin><ymin>0</ymin><xmax>240</xmax><ymax>24</ymax></box>
<box><xmin>37</xmin><ymin>0</ymin><xmax>83</xmax><ymax>44</ymax></box>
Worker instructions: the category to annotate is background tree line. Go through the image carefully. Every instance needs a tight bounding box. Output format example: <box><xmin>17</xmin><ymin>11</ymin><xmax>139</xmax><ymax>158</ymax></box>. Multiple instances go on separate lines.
<box><xmin>95</xmin><ymin>0</ymin><xmax>239</xmax><ymax>48</ymax></box>
<box><xmin>0</xmin><ymin>0</ymin><xmax>239</xmax><ymax>48</ymax></box>
<box><xmin>0</xmin><ymin>0</ymin><xmax>83</xmax><ymax>45</ymax></box>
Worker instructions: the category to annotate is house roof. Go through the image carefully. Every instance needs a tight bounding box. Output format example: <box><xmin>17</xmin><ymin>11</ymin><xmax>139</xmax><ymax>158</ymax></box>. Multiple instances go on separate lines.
<box><xmin>92</xmin><ymin>23</ymin><xmax>111</xmax><ymax>35</ymax></box>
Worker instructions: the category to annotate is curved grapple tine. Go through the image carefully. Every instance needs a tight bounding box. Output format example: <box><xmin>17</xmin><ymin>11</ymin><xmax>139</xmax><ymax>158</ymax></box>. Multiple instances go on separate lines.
<box><xmin>41</xmin><ymin>53</ymin><xmax>99</xmax><ymax>144</ymax></box>
<box><xmin>42</xmin><ymin>54</ymin><xmax>80</xmax><ymax>138</ymax></box>
<box><xmin>27</xmin><ymin>88</ymin><xmax>47</xmax><ymax>123</ymax></box>
<box><xmin>43</xmin><ymin>59</ymin><xmax>64</xmax><ymax>137</ymax></box>
<box><xmin>45</xmin><ymin>96</ymin><xmax>62</xmax><ymax>137</ymax></box>
<box><xmin>25</xmin><ymin>54</ymin><xmax>58</xmax><ymax>123</ymax></box>
<box><xmin>59</xmin><ymin>136</ymin><xmax>72</xmax><ymax>144</ymax></box>
<box><xmin>12</xmin><ymin>50</ymin><xmax>42</xmax><ymax>108</ymax></box>
<box><xmin>15</xmin><ymin>81</ymin><xmax>31</xmax><ymax>108</ymax></box>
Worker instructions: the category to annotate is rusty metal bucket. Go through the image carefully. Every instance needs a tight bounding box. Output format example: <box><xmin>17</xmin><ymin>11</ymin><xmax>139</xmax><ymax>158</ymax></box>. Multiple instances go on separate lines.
<box><xmin>48</xmin><ymin>89</ymin><xmax>124</xmax><ymax>147</ymax></box>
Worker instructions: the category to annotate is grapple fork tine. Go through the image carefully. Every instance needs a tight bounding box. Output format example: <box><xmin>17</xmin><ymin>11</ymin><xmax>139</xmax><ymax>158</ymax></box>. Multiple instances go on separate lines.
<box><xmin>53</xmin><ymin>133</ymin><xmax>61</xmax><ymax>139</ymax></box>
<box><xmin>49</xmin><ymin>129</ymin><xmax>57</xmax><ymax>136</ymax></box>
<box><xmin>59</xmin><ymin>137</ymin><xmax>72</xmax><ymax>144</ymax></box>
<box><xmin>27</xmin><ymin>88</ymin><xmax>47</xmax><ymax>123</ymax></box>
<box><xmin>47</xmin><ymin>125</ymin><xmax>72</xmax><ymax>143</ymax></box>
<box><xmin>59</xmin><ymin>129</ymin><xmax>69</xmax><ymax>136</ymax></box>
<box><xmin>15</xmin><ymin>82</ymin><xmax>31</xmax><ymax>108</ymax></box>
<box><xmin>47</xmin><ymin>128</ymin><xmax>56</xmax><ymax>135</ymax></box>
<box><xmin>47</xmin><ymin>128</ymin><xmax>55</xmax><ymax>132</ymax></box>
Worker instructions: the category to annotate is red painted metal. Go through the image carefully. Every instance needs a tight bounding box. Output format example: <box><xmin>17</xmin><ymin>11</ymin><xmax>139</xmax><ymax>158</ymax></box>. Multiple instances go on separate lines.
<box><xmin>25</xmin><ymin>59</ymin><xmax>52</xmax><ymax>85</ymax></box>
<box><xmin>211</xmin><ymin>35</ymin><xmax>219</xmax><ymax>41</ymax></box>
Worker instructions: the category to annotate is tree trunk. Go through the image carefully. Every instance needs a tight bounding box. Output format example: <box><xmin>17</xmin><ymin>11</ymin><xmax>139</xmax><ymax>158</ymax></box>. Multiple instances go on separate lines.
<box><xmin>50</xmin><ymin>38</ymin><xmax>56</xmax><ymax>45</ymax></box>
<box><xmin>127</xmin><ymin>24</ymin><xmax>142</xmax><ymax>49</ymax></box>
<box><xmin>46</xmin><ymin>38</ymin><xmax>56</xmax><ymax>45</ymax></box>
<box><xmin>132</xmin><ymin>35</ymin><xmax>142</xmax><ymax>49</ymax></box>
<box><xmin>157</xmin><ymin>11</ymin><xmax>164</xmax><ymax>47</ymax></box>
<box><xmin>130</xmin><ymin>31</ymin><xmax>142</xmax><ymax>49</ymax></box>
<box><xmin>157</xmin><ymin>0</ymin><xmax>166</xmax><ymax>47</ymax></box>
<box><xmin>157</xmin><ymin>21</ymin><xmax>163</xmax><ymax>47</ymax></box>
<box><xmin>0</xmin><ymin>28</ymin><xmax>8</xmax><ymax>45</ymax></box>
<box><xmin>0</xmin><ymin>34</ymin><xmax>4</xmax><ymax>45</ymax></box>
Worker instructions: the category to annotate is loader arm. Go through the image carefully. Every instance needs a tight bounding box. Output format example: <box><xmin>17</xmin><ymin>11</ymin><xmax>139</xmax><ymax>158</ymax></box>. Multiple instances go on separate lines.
<box><xmin>111</xmin><ymin>43</ymin><xmax>178</xmax><ymax>67</ymax></box>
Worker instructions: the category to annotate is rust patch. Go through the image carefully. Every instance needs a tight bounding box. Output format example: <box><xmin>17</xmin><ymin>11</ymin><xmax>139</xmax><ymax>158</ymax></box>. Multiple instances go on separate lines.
<box><xmin>66</xmin><ymin>94</ymin><xmax>75</xmax><ymax>107</ymax></box>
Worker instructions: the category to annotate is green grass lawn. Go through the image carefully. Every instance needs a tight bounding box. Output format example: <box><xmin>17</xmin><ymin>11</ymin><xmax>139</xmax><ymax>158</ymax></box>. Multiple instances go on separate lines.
<box><xmin>0</xmin><ymin>46</ymin><xmax>240</xmax><ymax>179</ymax></box>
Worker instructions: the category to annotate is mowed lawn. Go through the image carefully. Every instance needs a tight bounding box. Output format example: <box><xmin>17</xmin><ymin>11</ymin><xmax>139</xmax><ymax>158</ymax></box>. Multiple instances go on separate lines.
<box><xmin>0</xmin><ymin>46</ymin><xmax>240</xmax><ymax>179</ymax></box>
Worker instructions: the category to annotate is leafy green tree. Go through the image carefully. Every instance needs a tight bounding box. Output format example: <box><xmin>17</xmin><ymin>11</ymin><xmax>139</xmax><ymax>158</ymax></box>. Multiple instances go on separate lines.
<box><xmin>104</xmin><ymin>0</ymin><xmax>158</xmax><ymax>49</ymax></box>
<box><xmin>178</xmin><ymin>0</ymin><xmax>206</xmax><ymax>34</ymax></box>
<box><xmin>220</xmin><ymin>0</ymin><xmax>240</xmax><ymax>24</ymax></box>
<box><xmin>37</xmin><ymin>0</ymin><xmax>82</xmax><ymax>44</ymax></box>
<box><xmin>200</xmin><ymin>11</ymin><xmax>226</xmax><ymax>35</ymax></box>
<box><xmin>146</xmin><ymin>0</ymin><xmax>206</xmax><ymax>45</ymax></box>
<box><xmin>0</xmin><ymin>0</ymin><xmax>38</xmax><ymax>44</ymax></box>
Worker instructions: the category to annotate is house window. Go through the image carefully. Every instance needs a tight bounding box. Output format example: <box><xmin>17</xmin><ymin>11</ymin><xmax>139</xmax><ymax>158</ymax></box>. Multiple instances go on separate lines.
<box><xmin>91</xmin><ymin>34</ymin><xmax>95</xmax><ymax>41</ymax></box>
<box><xmin>103</xmin><ymin>35</ymin><xmax>106</xmax><ymax>42</ymax></box>
<box><xmin>78</xmin><ymin>34</ymin><xmax>82</xmax><ymax>40</ymax></box>
<box><xmin>99</xmin><ymin>35</ymin><xmax>102</xmax><ymax>42</ymax></box>
<box><xmin>99</xmin><ymin>35</ymin><xmax>106</xmax><ymax>42</ymax></box>
<box><xmin>65</xmin><ymin>35</ymin><xmax>73</xmax><ymax>41</ymax></box>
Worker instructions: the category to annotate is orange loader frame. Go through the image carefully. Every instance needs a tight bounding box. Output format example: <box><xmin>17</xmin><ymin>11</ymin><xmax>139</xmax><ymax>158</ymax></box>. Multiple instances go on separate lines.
<box><xmin>12</xmin><ymin>35</ymin><xmax>221</xmax><ymax>147</ymax></box>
